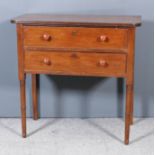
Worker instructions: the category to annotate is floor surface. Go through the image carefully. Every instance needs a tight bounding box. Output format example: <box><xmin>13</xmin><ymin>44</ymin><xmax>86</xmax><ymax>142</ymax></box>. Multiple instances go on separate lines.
<box><xmin>0</xmin><ymin>118</ymin><xmax>154</xmax><ymax>155</ymax></box>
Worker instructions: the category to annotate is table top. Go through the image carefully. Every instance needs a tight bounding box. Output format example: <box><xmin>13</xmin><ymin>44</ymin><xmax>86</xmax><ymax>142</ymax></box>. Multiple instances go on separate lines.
<box><xmin>11</xmin><ymin>14</ymin><xmax>141</xmax><ymax>27</ymax></box>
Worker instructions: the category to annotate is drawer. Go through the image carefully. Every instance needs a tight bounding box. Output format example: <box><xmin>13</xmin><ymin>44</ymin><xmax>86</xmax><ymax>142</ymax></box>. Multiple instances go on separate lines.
<box><xmin>23</xmin><ymin>26</ymin><xmax>128</xmax><ymax>50</ymax></box>
<box><xmin>24</xmin><ymin>51</ymin><xmax>127</xmax><ymax>77</ymax></box>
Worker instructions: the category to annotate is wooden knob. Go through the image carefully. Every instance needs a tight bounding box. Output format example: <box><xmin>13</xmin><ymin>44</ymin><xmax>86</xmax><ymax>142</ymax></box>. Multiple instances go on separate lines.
<box><xmin>98</xmin><ymin>60</ymin><xmax>108</xmax><ymax>67</ymax></box>
<box><xmin>43</xmin><ymin>58</ymin><xmax>51</xmax><ymax>65</ymax></box>
<box><xmin>98</xmin><ymin>35</ymin><xmax>108</xmax><ymax>42</ymax></box>
<box><xmin>43</xmin><ymin>33</ymin><xmax>52</xmax><ymax>41</ymax></box>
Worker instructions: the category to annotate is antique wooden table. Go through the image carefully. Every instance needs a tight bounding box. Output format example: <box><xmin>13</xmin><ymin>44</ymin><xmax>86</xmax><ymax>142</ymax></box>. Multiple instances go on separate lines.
<box><xmin>11</xmin><ymin>14</ymin><xmax>141</xmax><ymax>144</ymax></box>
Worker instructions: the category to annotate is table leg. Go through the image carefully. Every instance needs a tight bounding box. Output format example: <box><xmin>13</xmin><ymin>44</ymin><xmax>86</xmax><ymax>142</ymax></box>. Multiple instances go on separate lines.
<box><xmin>32</xmin><ymin>74</ymin><xmax>39</xmax><ymax>120</ymax></box>
<box><xmin>20</xmin><ymin>79</ymin><xmax>26</xmax><ymax>138</ymax></box>
<box><xmin>130</xmin><ymin>84</ymin><xmax>134</xmax><ymax>125</ymax></box>
<box><xmin>124</xmin><ymin>84</ymin><xmax>132</xmax><ymax>145</ymax></box>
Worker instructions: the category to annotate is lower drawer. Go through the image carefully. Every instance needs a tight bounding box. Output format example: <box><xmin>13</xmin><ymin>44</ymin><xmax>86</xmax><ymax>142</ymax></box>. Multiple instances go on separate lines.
<box><xmin>24</xmin><ymin>51</ymin><xmax>127</xmax><ymax>77</ymax></box>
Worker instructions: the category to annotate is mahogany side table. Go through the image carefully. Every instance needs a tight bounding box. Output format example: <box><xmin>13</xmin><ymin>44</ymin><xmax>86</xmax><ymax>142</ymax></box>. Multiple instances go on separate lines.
<box><xmin>11</xmin><ymin>14</ymin><xmax>141</xmax><ymax>144</ymax></box>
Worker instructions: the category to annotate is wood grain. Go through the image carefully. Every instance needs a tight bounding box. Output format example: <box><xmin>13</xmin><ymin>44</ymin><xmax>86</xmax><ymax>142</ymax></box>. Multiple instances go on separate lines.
<box><xmin>11</xmin><ymin>14</ymin><xmax>141</xmax><ymax>27</ymax></box>
<box><xmin>127</xmin><ymin>28</ymin><xmax>135</xmax><ymax>125</ymax></box>
<box><xmin>20</xmin><ymin>79</ymin><xmax>26</xmax><ymax>138</ymax></box>
<box><xmin>23</xmin><ymin>26</ymin><xmax>128</xmax><ymax>50</ymax></box>
<box><xmin>11</xmin><ymin>14</ymin><xmax>141</xmax><ymax>144</ymax></box>
<box><xmin>124</xmin><ymin>27</ymin><xmax>135</xmax><ymax>144</ymax></box>
<box><xmin>17</xmin><ymin>24</ymin><xmax>27</xmax><ymax>138</ymax></box>
<box><xmin>17</xmin><ymin>24</ymin><xmax>24</xmax><ymax>80</ymax></box>
<box><xmin>24</xmin><ymin>51</ymin><xmax>127</xmax><ymax>77</ymax></box>
<box><xmin>125</xmin><ymin>85</ymin><xmax>132</xmax><ymax>144</ymax></box>
<box><xmin>32</xmin><ymin>74</ymin><xmax>39</xmax><ymax>120</ymax></box>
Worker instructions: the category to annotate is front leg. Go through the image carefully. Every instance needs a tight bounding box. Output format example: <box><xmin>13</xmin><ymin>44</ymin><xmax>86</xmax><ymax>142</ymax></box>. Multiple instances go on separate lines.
<box><xmin>32</xmin><ymin>74</ymin><xmax>39</xmax><ymax>120</ymax></box>
<box><xmin>124</xmin><ymin>84</ymin><xmax>132</xmax><ymax>144</ymax></box>
<box><xmin>129</xmin><ymin>84</ymin><xmax>134</xmax><ymax>125</ymax></box>
<box><xmin>20</xmin><ymin>79</ymin><xmax>26</xmax><ymax>138</ymax></box>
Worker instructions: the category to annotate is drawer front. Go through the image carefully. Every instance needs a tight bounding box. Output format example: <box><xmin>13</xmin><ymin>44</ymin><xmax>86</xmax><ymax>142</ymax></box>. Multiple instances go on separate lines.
<box><xmin>24</xmin><ymin>51</ymin><xmax>126</xmax><ymax>77</ymax></box>
<box><xmin>24</xmin><ymin>26</ymin><xmax>128</xmax><ymax>50</ymax></box>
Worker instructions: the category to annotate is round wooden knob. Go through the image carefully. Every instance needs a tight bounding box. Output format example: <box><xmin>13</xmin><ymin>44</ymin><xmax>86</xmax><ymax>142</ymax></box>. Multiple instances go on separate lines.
<box><xmin>43</xmin><ymin>33</ymin><xmax>52</xmax><ymax>41</ymax></box>
<box><xmin>98</xmin><ymin>35</ymin><xmax>108</xmax><ymax>42</ymax></box>
<box><xmin>43</xmin><ymin>58</ymin><xmax>51</xmax><ymax>65</ymax></box>
<box><xmin>98</xmin><ymin>60</ymin><xmax>108</xmax><ymax>67</ymax></box>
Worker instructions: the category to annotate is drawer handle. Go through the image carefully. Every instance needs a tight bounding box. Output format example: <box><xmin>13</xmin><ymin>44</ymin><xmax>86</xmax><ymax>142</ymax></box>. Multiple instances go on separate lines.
<box><xmin>42</xmin><ymin>33</ymin><xmax>52</xmax><ymax>41</ymax></box>
<box><xmin>98</xmin><ymin>35</ymin><xmax>108</xmax><ymax>42</ymax></box>
<box><xmin>98</xmin><ymin>60</ymin><xmax>108</xmax><ymax>67</ymax></box>
<box><xmin>43</xmin><ymin>58</ymin><xmax>51</xmax><ymax>65</ymax></box>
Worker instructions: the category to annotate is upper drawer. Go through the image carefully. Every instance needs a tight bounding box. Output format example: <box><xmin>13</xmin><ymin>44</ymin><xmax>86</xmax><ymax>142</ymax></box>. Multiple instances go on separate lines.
<box><xmin>23</xmin><ymin>26</ymin><xmax>128</xmax><ymax>50</ymax></box>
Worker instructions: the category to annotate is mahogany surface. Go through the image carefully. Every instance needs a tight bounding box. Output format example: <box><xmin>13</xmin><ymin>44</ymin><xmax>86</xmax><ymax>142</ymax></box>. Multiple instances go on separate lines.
<box><xmin>11</xmin><ymin>14</ymin><xmax>141</xmax><ymax>145</ymax></box>
<box><xmin>23</xmin><ymin>26</ymin><xmax>128</xmax><ymax>49</ymax></box>
<box><xmin>24</xmin><ymin>51</ymin><xmax>127</xmax><ymax>77</ymax></box>
<box><xmin>11</xmin><ymin>14</ymin><xmax>141</xmax><ymax>27</ymax></box>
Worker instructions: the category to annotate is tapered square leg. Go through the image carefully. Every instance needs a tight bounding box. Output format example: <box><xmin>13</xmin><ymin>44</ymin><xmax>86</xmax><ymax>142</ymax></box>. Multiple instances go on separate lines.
<box><xmin>124</xmin><ymin>85</ymin><xmax>132</xmax><ymax>145</ymax></box>
<box><xmin>130</xmin><ymin>85</ymin><xmax>134</xmax><ymax>125</ymax></box>
<box><xmin>20</xmin><ymin>79</ymin><xmax>26</xmax><ymax>138</ymax></box>
<box><xmin>32</xmin><ymin>74</ymin><xmax>39</xmax><ymax>120</ymax></box>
